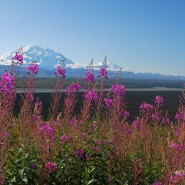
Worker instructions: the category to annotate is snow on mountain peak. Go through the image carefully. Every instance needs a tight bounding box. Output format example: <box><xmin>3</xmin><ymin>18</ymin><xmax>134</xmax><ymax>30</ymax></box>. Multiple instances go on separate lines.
<box><xmin>0</xmin><ymin>45</ymin><xmax>75</xmax><ymax>69</ymax></box>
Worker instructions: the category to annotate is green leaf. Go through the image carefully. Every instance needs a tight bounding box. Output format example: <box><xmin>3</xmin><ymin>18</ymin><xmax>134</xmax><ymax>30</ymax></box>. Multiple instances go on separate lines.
<box><xmin>87</xmin><ymin>179</ymin><xmax>96</xmax><ymax>185</ymax></box>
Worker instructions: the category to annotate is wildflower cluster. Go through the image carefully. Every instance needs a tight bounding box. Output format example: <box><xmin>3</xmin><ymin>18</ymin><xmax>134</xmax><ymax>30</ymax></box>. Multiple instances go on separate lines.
<box><xmin>27</xmin><ymin>62</ymin><xmax>38</xmax><ymax>75</ymax></box>
<box><xmin>12</xmin><ymin>48</ymin><xmax>23</xmax><ymax>65</ymax></box>
<box><xmin>85</xmin><ymin>90</ymin><xmax>98</xmax><ymax>102</ymax></box>
<box><xmin>40</xmin><ymin>123</ymin><xmax>55</xmax><ymax>140</ymax></box>
<box><xmin>170</xmin><ymin>170</ymin><xmax>185</xmax><ymax>184</ymax></box>
<box><xmin>60</xmin><ymin>134</ymin><xmax>71</xmax><ymax>143</ymax></box>
<box><xmin>84</xmin><ymin>71</ymin><xmax>95</xmax><ymax>83</ymax></box>
<box><xmin>0</xmin><ymin>72</ymin><xmax>15</xmax><ymax>95</ymax></box>
<box><xmin>104</xmin><ymin>97</ymin><xmax>113</xmax><ymax>109</ymax></box>
<box><xmin>66</xmin><ymin>83</ymin><xmax>81</xmax><ymax>93</ymax></box>
<box><xmin>111</xmin><ymin>84</ymin><xmax>125</xmax><ymax>96</ymax></box>
<box><xmin>140</xmin><ymin>102</ymin><xmax>154</xmax><ymax>111</ymax></box>
<box><xmin>99</xmin><ymin>66</ymin><xmax>108</xmax><ymax>80</ymax></box>
<box><xmin>55</xmin><ymin>66</ymin><xmax>66</xmax><ymax>78</ymax></box>
<box><xmin>2</xmin><ymin>48</ymin><xmax>185</xmax><ymax>184</ymax></box>
<box><xmin>154</xmin><ymin>96</ymin><xmax>164</xmax><ymax>106</ymax></box>
<box><xmin>46</xmin><ymin>162</ymin><xmax>57</xmax><ymax>171</ymax></box>
<box><xmin>170</xmin><ymin>142</ymin><xmax>184</xmax><ymax>151</ymax></box>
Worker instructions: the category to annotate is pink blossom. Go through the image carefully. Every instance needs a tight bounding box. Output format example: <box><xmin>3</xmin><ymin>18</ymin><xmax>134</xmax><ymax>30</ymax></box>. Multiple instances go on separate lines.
<box><xmin>27</xmin><ymin>63</ymin><xmax>38</xmax><ymax>74</ymax></box>
<box><xmin>123</xmin><ymin>111</ymin><xmax>130</xmax><ymax>118</ymax></box>
<box><xmin>154</xmin><ymin>96</ymin><xmax>164</xmax><ymax>106</ymax></box>
<box><xmin>85</xmin><ymin>91</ymin><xmax>98</xmax><ymax>102</ymax></box>
<box><xmin>151</xmin><ymin>113</ymin><xmax>160</xmax><ymax>122</ymax></box>
<box><xmin>0</xmin><ymin>72</ymin><xmax>15</xmax><ymax>96</ymax></box>
<box><xmin>170</xmin><ymin>142</ymin><xmax>184</xmax><ymax>151</ymax></box>
<box><xmin>152</xmin><ymin>181</ymin><xmax>163</xmax><ymax>185</ymax></box>
<box><xmin>66</xmin><ymin>83</ymin><xmax>81</xmax><ymax>93</ymax></box>
<box><xmin>13</xmin><ymin>52</ymin><xmax>23</xmax><ymax>65</ymax></box>
<box><xmin>162</xmin><ymin>118</ymin><xmax>170</xmax><ymax>125</ymax></box>
<box><xmin>92</xmin><ymin>146</ymin><xmax>101</xmax><ymax>152</ymax></box>
<box><xmin>40</xmin><ymin>123</ymin><xmax>55</xmax><ymax>140</ymax></box>
<box><xmin>55</xmin><ymin>66</ymin><xmax>65</xmax><ymax>78</ymax></box>
<box><xmin>140</xmin><ymin>102</ymin><xmax>153</xmax><ymax>111</ymax></box>
<box><xmin>46</xmin><ymin>162</ymin><xmax>57</xmax><ymax>171</ymax></box>
<box><xmin>60</xmin><ymin>134</ymin><xmax>71</xmax><ymax>143</ymax></box>
<box><xmin>98</xmin><ymin>66</ymin><xmax>108</xmax><ymax>80</ymax></box>
<box><xmin>76</xmin><ymin>148</ymin><xmax>86</xmax><ymax>159</ymax></box>
<box><xmin>111</xmin><ymin>84</ymin><xmax>125</xmax><ymax>96</ymax></box>
<box><xmin>104</xmin><ymin>98</ymin><xmax>113</xmax><ymax>109</ymax></box>
<box><xmin>175</xmin><ymin>112</ymin><xmax>184</xmax><ymax>122</ymax></box>
<box><xmin>132</xmin><ymin>120</ymin><xmax>140</xmax><ymax>129</ymax></box>
<box><xmin>84</xmin><ymin>71</ymin><xmax>95</xmax><ymax>83</ymax></box>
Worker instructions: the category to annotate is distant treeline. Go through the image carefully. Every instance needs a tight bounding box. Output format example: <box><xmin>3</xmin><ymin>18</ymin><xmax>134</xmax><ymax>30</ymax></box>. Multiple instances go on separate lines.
<box><xmin>14</xmin><ymin>77</ymin><xmax>185</xmax><ymax>89</ymax></box>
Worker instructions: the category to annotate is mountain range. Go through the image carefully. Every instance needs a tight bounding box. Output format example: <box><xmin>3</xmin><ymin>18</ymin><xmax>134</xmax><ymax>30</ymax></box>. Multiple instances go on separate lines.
<box><xmin>0</xmin><ymin>45</ymin><xmax>185</xmax><ymax>80</ymax></box>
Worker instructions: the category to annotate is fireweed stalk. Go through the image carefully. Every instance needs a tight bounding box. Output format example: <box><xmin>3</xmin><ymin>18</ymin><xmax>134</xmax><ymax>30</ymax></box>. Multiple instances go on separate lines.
<box><xmin>80</xmin><ymin>60</ymin><xmax>96</xmax><ymax>124</ymax></box>
<box><xmin>0</xmin><ymin>73</ymin><xmax>15</xmax><ymax>184</ymax></box>
<box><xmin>8</xmin><ymin>47</ymin><xmax>24</xmax><ymax>79</ymax></box>
<box><xmin>96</xmin><ymin>57</ymin><xmax>108</xmax><ymax>120</ymax></box>
<box><xmin>19</xmin><ymin>62</ymin><xmax>38</xmax><ymax>145</ymax></box>
<box><xmin>0</xmin><ymin>49</ymin><xmax>24</xmax><ymax>184</ymax></box>
<box><xmin>37</xmin><ymin>122</ymin><xmax>56</xmax><ymax>183</ymax></box>
<box><xmin>63</xmin><ymin>82</ymin><xmax>81</xmax><ymax>123</ymax></box>
<box><xmin>50</xmin><ymin>59</ymin><xmax>66</xmax><ymax>119</ymax></box>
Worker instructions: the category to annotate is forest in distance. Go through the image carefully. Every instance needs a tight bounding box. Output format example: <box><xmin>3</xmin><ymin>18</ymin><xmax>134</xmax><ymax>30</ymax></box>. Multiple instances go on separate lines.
<box><xmin>13</xmin><ymin>77</ymin><xmax>184</xmax><ymax>120</ymax></box>
<box><xmin>14</xmin><ymin>77</ymin><xmax>185</xmax><ymax>89</ymax></box>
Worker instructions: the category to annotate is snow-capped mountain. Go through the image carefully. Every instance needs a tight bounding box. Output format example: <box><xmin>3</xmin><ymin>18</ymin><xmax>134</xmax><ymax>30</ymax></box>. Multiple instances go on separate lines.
<box><xmin>0</xmin><ymin>45</ymin><xmax>185</xmax><ymax>80</ymax></box>
<box><xmin>0</xmin><ymin>45</ymin><xmax>81</xmax><ymax>69</ymax></box>
<box><xmin>0</xmin><ymin>46</ymin><xmax>121</xmax><ymax>70</ymax></box>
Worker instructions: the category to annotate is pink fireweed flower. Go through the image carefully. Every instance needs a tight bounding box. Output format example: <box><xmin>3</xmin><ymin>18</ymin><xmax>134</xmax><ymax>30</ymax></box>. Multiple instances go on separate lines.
<box><xmin>40</xmin><ymin>123</ymin><xmax>55</xmax><ymax>140</ymax></box>
<box><xmin>170</xmin><ymin>142</ymin><xmax>184</xmax><ymax>151</ymax></box>
<box><xmin>46</xmin><ymin>162</ymin><xmax>57</xmax><ymax>171</ymax></box>
<box><xmin>66</xmin><ymin>83</ymin><xmax>81</xmax><ymax>93</ymax></box>
<box><xmin>84</xmin><ymin>71</ymin><xmax>95</xmax><ymax>83</ymax></box>
<box><xmin>76</xmin><ymin>148</ymin><xmax>86</xmax><ymax>159</ymax></box>
<box><xmin>85</xmin><ymin>90</ymin><xmax>98</xmax><ymax>102</ymax></box>
<box><xmin>162</xmin><ymin>117</ymin><xmax>170</xmax><ymax>125</ymax></box>
<box><xmin>154</xmin><ymin>96</ymin><xmax>164</xmax><ymax>106</ymax></box>
<box><xmin>111</xmin><ymin>84</ymin><xmax>125</xmax><ymax>96</ymax></box>
<box><xmin>55</xmin><ymin>66</ymin><xmax>66</xmax><ymax>78</ymax></box>
<box><xmin>132</xmin><ymin>120</ymin><xmax>140</xmax><ymax>129</ymax></box>
<box><xmin>170</xmin><ymin>170</ymin><xmax>185</xmax><ymax>183</ymax></box>
<box><xmin>104</xmin><ymin>97</ymin><xmax>113</xmax><ymax>109</ymax></box>
<box><xmin>27</xmin><ymin>93</ymin><xmax>34</xmax><ymax>102</ymax></box>
<box><xmin>60</xmin><ymin>134</ymin><xmax>71</xmax><ymax>143</ymax></box>
<box><xmin>30</xmin><ymin>162</ymin><xmax>37</xmax><ymax>169</ymax></box>
<box><xmin>27</xmin><ymin>63</ymin><xmax>38</xmax><ymax>74</ymax></box>
<box><xmin>12</xmin><ymin>52</ymin><xmax>23</xmax><ymax>65</ymax></box>
<box><xmin>151</xmin><ymin>113</ymin><xmax>160</xmax><ymax>122</ymax></box>
<box><xmin>0</xmin><ymin>72</ymin><xmax>15</xmax><ymax>96</ymax></box>
<box><xmin>175</xmin><ymin>112</ymin><xmax>185</xmax><ymax>122</ymax></box>
<box><xmin>123</xmin><ymin>111</ymin><xmax>130</xmax><ymax>118</ymax></box>
<box><xmin>152</xmin><ymin>181</ymin><xmax>163</xmax><ymax>185</ymax></box>
<box><xmin>98</xmin><ymin>66</ymin><xmax>108</xmax><ymax>80</ymax></box>
<box><xmin>92</xmin><ymin>146</ymin><xmax>101</xmax><ymax>152</ymax></box>
<box><xmin>96</xmin><ymin>139</ymin><xmax>102</xmax><ymax>145</ymax></box>
<box><xmin>140</xmin><ymin>102</ymin><xmax>154</xmax><ymax>111</ymax></box>
<box><xmin>175</xmin><ymin>170</ymin><xmax>185</xmax><ymax>179</ymax></box>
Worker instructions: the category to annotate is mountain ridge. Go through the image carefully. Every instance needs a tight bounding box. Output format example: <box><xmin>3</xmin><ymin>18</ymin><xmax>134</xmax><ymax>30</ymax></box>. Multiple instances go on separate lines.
<box><xmin>0</xmin><ymin>45</ymin><xmax>185</xmax><ymax>80</ymax></box>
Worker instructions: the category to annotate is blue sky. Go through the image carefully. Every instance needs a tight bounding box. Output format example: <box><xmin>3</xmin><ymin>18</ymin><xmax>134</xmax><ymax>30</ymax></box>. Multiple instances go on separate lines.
<box><xmin>0</xmin><ymin>0</ymin><xmax>185</xmax><ymax>75</ymax></box>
